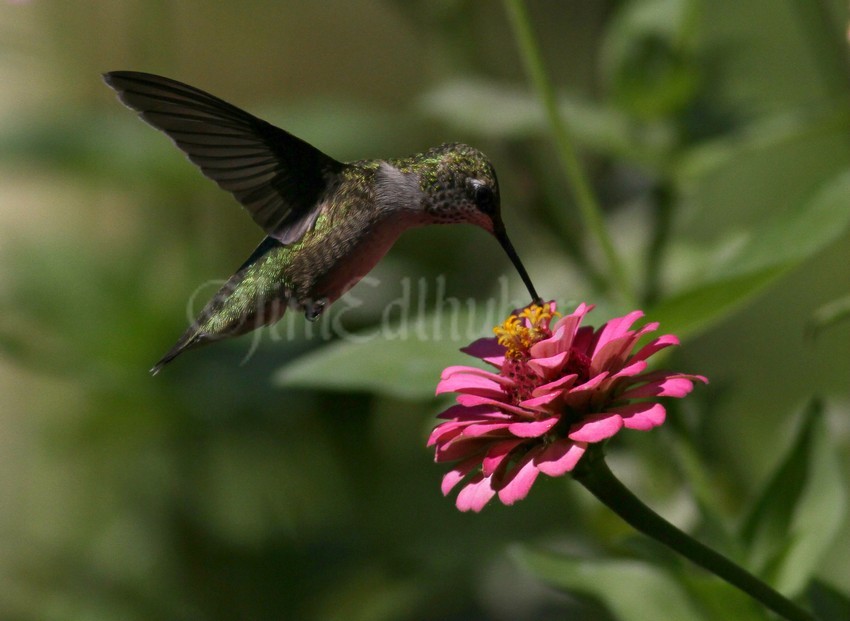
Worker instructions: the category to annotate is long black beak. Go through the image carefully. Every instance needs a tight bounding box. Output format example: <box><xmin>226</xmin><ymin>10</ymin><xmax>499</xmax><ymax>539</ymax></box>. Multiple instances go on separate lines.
<box><xmin>494</xmin><ymin>223</ymin><xmax>542</xmax><ymax>304</ymax></box>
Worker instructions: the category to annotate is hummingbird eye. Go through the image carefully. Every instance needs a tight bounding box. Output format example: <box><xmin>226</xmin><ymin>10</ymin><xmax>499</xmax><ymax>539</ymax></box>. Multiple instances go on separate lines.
<box><xmin>469</xmin><ymin>180</ymin><xmax>497</xmax><ymax>214</ymax></box>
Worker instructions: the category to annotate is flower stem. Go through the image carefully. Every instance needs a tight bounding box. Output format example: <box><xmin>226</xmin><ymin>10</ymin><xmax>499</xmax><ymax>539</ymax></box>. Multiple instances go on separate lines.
<box><xmin>502</xmin><ymin>0</ymin><xmax>636</xmax><ymax>306</ymax></box>
<box><xmin>572</xmin><ymin>446</ymin><xmax>818</xmax><ymax>621</ymax></box>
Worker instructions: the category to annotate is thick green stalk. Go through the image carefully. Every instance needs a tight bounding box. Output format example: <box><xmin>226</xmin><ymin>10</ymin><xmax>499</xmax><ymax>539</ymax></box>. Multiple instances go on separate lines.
<box><xmin>572</xmin><ymin>446</ymin><xmax>818</xmax><ymax>621</ymax></box>
<box><xmin>502</xmin><ymin>0</ymin><xmax>636</xmax><ymax>305</ymax></box>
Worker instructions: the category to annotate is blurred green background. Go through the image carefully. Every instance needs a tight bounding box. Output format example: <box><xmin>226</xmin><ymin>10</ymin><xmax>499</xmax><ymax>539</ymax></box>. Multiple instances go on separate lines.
<box><xmin>1</xmin><ymin>1</ymin><xmax>848</xmax><ymax>620</ymax></box>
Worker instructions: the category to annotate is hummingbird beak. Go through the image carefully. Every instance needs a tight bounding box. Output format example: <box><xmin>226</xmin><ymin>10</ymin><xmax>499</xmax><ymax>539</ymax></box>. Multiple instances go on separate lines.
<box><xmin>492</xmin><ymin>220</ymin><xmax>542</xmax><ymax>305</ymax></box>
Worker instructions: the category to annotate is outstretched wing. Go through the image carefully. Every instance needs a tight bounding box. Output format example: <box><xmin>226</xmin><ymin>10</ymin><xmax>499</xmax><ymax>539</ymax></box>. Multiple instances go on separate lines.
<box><xmin>103</xmin><ymin>71</ymin><xmax>345</xmax><ymax>244</ymax></box>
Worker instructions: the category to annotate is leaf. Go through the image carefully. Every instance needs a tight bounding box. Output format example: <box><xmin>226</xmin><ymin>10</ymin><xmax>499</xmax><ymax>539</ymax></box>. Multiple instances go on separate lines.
<box><xmin>712</xmin><ymin>169</ymin><xmax>850</xmax><ymax>279</ymax></box>
<box><xmin>418</xmin><ymin>79</ymin><xmax>651</xmax><ymax>162</ymax></box>
<box><xmin>740</xmin><ymin>400</ymin><xmax>847</xmax><ymax>596</ymax></box>
<box><xmin>275</xmin><ymin>313</ymin><xmax>485</xmax><ymax>400</ymax></box>
<box><xmin>515</xmin><ymin>546</ymin><xmax>709</xmax><ymax>621</ymax></box>
<box><xmin>647</xmin><ymin>266</ymin><xmax>786</xmax><ymax>338</ymax></box>
<box><xmin>649</xmin><ymin>169</ymin><xmax>850</xmax><ymax>338</ymax></box>
<box><xmin>676</xmin><ymin>105</ymin><xmax>850</xmax><ymax>183</ymax></box>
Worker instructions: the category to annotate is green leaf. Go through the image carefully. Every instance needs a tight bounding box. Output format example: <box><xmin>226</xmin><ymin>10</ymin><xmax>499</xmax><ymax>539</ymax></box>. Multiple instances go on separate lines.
<box><xmin>713</xmin><ymin>169</ymin><xmax>850</xmax><ymax>279</ymax></box>
<box><xmin>647</xmin><ymin>266</ymin><xmax>786</xmax><ymax>338</ymax></box>
<box><xmin>275</xmin><ymin>314</ymin><xmax>481</xmax><ymax>400</ymax></box>
<box><xmin>740</xmin><ymin>400</ymin><xmax>847</xmax><ymax>596</ymax></box>
<box><xmin>418</xmin><ymin>79</ymin><xmax>651</xmax><ymax>162</ymax></box>
<box><xmin>649</xmin><ymin>169</ymin><xmax>850</xmax><ymax>338</ymax></box>
<box><xmin>515</xmin><ymin>546</ymin><xmax>708</xmax><ymax>621</ymax></box>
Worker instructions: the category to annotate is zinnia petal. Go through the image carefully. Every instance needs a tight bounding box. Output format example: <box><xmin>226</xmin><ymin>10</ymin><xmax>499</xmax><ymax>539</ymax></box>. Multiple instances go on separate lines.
<box><xmin>620</xmin><ymin>374</ymin><xmax>703</xmax><ymax>400</ymax></box>
<box><xmin>532</xmin><ymin>373</ymin><xmax>578</xmax><ymax>398</ymax></box>
<box><xmin>436</xmin><ymin>373</ymin><xmax>507</xmax><ymax>398</ymax></box>
<box><xmin>526</xmin><ymin>349</ymin><xmax>569</xmax><ymax>377</ymax></box>
<box><xmin>518</xmin><ymin>391</ymin><xmax>562</xmax><ymax>410</ymax></box>
<box><xmin>568</xmin><ymin>412</ymin><xmax>624</xmax><ymax>442</ymax></box>
<box><xmin>507</xmin><ymin>416</ymin><xmax>559</xmax><ymax>437</ymax></box>
<box><xmin>441</xmin><ymin>456</ymin><xmax>480</xmax><ymax>495</ymax></box>
<box><xmin>441</xmin><ymin>365</ymin><xmax>515</xmax><ymax>385</ymax></box>
<box><xmin>528</xmin><ymin>325</ymin><xmax>566</xmax><ymax>359</ymax></box>
<box><xmin>460</xmin><ymin>338</ymin><xmax>506</xmax><ymax>367</ymax></box>
<box><xmin>456</xmin><ymin>474</ymin><xmax>497</xmax><ymax>512</ymax></box>
<box><xmin>436</xmin><ymin>404</ymin><xmax>513</xmax><ymax>422</ymax></box>
<box><xmin>631</xmin><ymin>334</ymin><xmax>679</xmax><ymax>362</ymax></box>
<box><xmin>591</xmin><ymin>310</ymin><xmax>644</xmax><ymax>357</ymax></box>
<box><xmin>496</xmin><ymin>451</ymin><xmax>541</xmax><ymax>506</ymax></box>
<box><xmin>481</xmin><ymin>439</ymin><xmax>524</xmax><ymax>476</ymax></box>
<box><xmin>615</xmin><ymin>401</ymin><xmax>667</xmax><ymax>430</ymax></box>
<box><xmin>456</xmin><ymin>394</ymin><xmax>536</xmax><ymax>418</ymax></box>
<box><xmin>535</xmin><ymin>439</ymin><xmax>586</xmax><ymax>476</ymax></box>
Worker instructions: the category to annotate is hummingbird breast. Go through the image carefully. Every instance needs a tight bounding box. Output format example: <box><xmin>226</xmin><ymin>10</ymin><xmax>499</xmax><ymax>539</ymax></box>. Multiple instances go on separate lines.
<box><xmin>281</xmin><ymin>161</ymin><xmax>427</xmax><ymax>309</ymax></box>
<box><xmin>286</xmin><ymin>207</ymin><xmax>419</xmax><ymax>307</ymax></box>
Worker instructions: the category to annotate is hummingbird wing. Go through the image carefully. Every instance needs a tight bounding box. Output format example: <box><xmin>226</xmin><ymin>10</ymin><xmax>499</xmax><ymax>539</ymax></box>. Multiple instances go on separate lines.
<box><xmin>103</xmin><ymin>71</ymin><xmax>345</xmax><ymax>244</ymax></box>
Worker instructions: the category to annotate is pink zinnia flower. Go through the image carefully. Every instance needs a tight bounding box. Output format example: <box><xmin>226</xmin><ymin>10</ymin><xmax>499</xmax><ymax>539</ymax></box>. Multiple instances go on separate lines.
<box><xmin>428</xmin><ymin>302</ymin><xmax>707</xmax><ymax>512</ymax></box>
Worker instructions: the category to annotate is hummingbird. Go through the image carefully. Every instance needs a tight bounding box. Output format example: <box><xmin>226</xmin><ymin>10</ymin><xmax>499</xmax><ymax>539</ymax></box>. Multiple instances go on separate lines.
<box><xmin>103</xmin><ymin>71</ymin><xmax>541</xmax><ymax>374</ymax></box>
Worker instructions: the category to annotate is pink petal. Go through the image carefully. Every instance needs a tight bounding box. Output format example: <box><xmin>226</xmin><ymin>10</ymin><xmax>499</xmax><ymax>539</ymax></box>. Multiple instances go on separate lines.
<box><xmin>427</xmin><ymin>421</ymin><xmax>470</xmax><ymax>447</ymax></box>
<box><xmin>590</xmin><ymin>333</ymin><xmax>640</xmax><ymax>375</ymax></box>
<box><xmin>532</xmin><ymin>373</ymin><xmax>578</xmax><ymax>398</ymax></box>
<box><xmin>631</xmin><ymin>334</ymin><xmax>679</xmax><ymax>362</ymax></box>
<box><xmin>566</xmin><ymin>371</ymin><xmax>609</xmax><ymax>395</ymax></box>
<box><xmin>615</xmin><ymin>401</ymin><xmax>667</xmax><ymax>430</ymax></box>
<box><xmin>526</xmin><ymin>350</ymin><xmax>569</xmax><ymax>377</ymax></box>
<box><xmin>436</xmin><ymin>404</ymin><xmax>514</xmax><ymax>422</ymax></box>
<box><xmin>436</xmin><ymin>373</ymin><xmax>506</xmax><ymax>398</ymax></box>
<box><xmin>568</xmin><ymin>413</ymin><xmax>624</xmax><ymax>442</ymax></box>
<box><xmin>461</xmin><ymin>421</ymin><xmax>513</xmax><ymax>438</ymax></box>
<box><xmin>561</xmin><ymin>372</ymin><xmax>610</xmax><ymax>410</ymax></box>
<box><xmin>620</xmin><ymin>375</ymin><xmax>698</xmax><ymax>400</ymax></box>
<box><xmin>507</xmin><ymin>416</ymin><xmax>559</xmax><ymax>437</ymax></box>
<box><xmin>535</xmin><ymin>439</ymin><xmax>586</xmax><ymax>476</ymax></box>
<box><xmin>608</xmin><ymin>359</ymin><xmax>647</xmax><ymax>380</ymax></box>
<box><xmin>517</xmin><ymin>391</ymin><xmax>562</xmax><ymax>411</ymax></box>
<box><xmin>552</xmin><ymin>304</ymin><xmax>593</xmax><ymax>335</ymax></box>
<box><xmin>456</xmin><ymin>394</ymin><xmax>536</xmax><ymax>418</ymax></box>
<box><xmin>441</xmin><ymin>456</ymin><xmax>480</xmax><ymax>495</ymax></box>
<box><xmin>460</xmin><ymin>338</ymin><xmax>506</xmax><ymax>367</ymax></box>
<box><xmin>592</xmin><ymin>310</ymin><xmax>644</xmax><ymax>357</ymax></box>
<box><xmin>529</xmin><ymin>325</ymin><xmax>566</xmax><ymax>359</ymax></box>
<box><xmin>482</xmin><ymin>439</ymin><xmax>524</xmax><ymax>476</ymax></box>
<box><xmin>455</xmin><ymin>393</ymin><xmax>499</xmax><ymax>407</ymax></box>
<box><xmin>441</xmin><ymin>365</ymin><xmax>515</xmax><ymax>385</ymax></box>
<box><xmin>570</xmin><ymin>325</ymin><xmax>596</xmax><ymax>355</ymax></box>
<box><xmin>496</xmin><ymin>452</ymin><xmax>541</xmax><ymax>506</ymax></box>
<box><xmin>538</xmin><ymin>305</ymin><xmax>592</xmax><ymax>357</ymax></box>
<box><xmin>434</xmin><ymin>437</ymin><xmax>490</xmax><ymax>462</ymax></box>
<box><xmin>456</xmin><ymin>474</ymin><xmax>497</xmax><ymax>512</ymax></box>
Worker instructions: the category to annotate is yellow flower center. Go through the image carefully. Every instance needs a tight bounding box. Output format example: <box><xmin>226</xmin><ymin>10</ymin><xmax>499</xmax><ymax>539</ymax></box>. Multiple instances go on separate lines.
<box><xmin>494</xmin><ymin>303</ymin><xmax>557</xmax><ymax>359</ymax></box>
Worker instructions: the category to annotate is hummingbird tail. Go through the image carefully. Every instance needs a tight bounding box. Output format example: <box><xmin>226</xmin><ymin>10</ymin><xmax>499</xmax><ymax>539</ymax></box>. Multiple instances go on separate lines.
<box><xmin>149</xmin><ymin>330</ymin><xmax>202</xmax><ymax>376</ymax></box>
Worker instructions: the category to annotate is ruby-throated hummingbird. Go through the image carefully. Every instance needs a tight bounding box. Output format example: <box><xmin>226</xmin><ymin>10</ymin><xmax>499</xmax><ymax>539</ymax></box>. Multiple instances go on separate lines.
<box><xmin>103</xmin><ymin>71</ymin><xmax>540</xmax><ymax>374</ymax></box>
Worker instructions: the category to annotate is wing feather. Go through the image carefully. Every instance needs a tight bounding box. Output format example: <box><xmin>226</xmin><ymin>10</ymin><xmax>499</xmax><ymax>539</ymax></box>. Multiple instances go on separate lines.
<box><xmin>103</xmin><ymin>71</ymin><xmax>345</xmax><ymax>244</ymax></box>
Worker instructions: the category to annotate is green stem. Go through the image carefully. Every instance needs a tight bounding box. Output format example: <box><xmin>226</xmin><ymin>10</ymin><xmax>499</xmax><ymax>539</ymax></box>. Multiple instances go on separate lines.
<box><xmin>503</xmin><ymin>0</ymin><xmax>636</xmax><ymax>306</ymax></box>
<box><xmin>572</xmin><ymin>446</ymin><xmax>818</xmax><ymax>621</ymax></box>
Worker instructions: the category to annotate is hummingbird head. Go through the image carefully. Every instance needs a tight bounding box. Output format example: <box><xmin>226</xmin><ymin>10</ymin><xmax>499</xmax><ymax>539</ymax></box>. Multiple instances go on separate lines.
<box><xmin>414</xmin><ymin>143</ymin><xmax>541</xmax><ymax>303</ymax></box>
<box><xmin>416</xmin><ymin>143</ymin><xmax>503</xmax><ymax>232</ymax></box>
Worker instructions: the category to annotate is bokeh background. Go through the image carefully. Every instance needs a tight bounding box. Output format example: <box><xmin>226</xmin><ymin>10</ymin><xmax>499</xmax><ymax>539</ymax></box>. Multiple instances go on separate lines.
<box><xmin>1</xmin><ymin>1</ymin><xmax>848</xmax><ymax>620</ymax></box>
